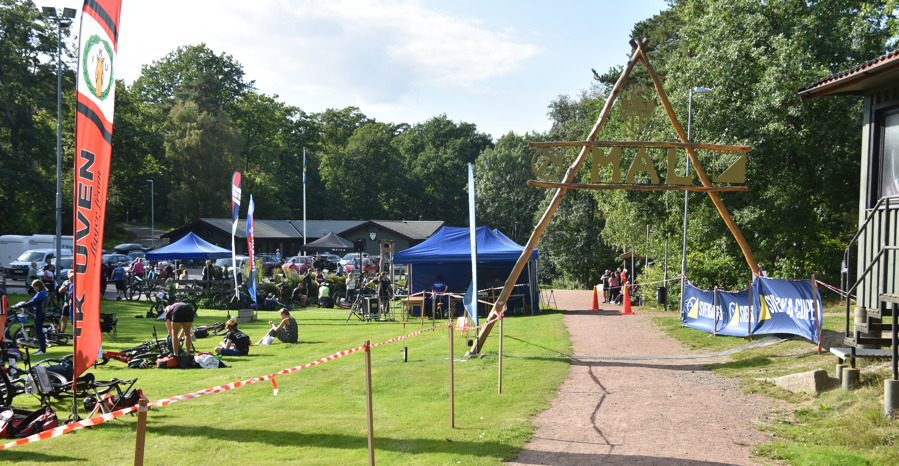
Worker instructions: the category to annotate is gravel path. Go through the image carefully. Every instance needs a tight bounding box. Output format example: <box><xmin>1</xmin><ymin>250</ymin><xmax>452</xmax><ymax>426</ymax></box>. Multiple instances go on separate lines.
<box><xmin>510</xmin><ymin>290</ymin><xmax>782</xmax><ymax>465</ymax></box>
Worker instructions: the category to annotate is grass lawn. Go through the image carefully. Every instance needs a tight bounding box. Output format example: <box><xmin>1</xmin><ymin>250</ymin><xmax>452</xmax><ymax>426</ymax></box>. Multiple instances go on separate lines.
<box><xmin>2</xmin><ymin>293</ymin><xmax>570</xmax><ymax>465</ymax></box>
<box><xmin>648</xmin><ymin>303</ymin><xmax>899</xmax><ymax>465</ymax></box>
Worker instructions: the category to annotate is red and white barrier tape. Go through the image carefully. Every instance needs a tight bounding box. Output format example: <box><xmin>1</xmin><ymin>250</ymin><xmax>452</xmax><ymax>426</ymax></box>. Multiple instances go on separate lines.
<box><xmin>0</xmin><ymin>403</ymin><xmax>140</xmax><ymax>450</ymax></box>
<box><xmin>815</xmin><ymin>279</ymin><xmax>856</xmax><ymax>302</ymax></box>
<box><xmin>0</xmin><ymin>317</ymin><xmax>456</xmax><ymax>449</ymax></box>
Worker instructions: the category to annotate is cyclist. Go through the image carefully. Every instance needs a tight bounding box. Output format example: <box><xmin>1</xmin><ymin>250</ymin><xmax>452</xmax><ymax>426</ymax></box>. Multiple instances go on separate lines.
<box><xmin>13</xmin><ymin>280</ymin><xmax>49</xmax><ymax>354</ymax></box>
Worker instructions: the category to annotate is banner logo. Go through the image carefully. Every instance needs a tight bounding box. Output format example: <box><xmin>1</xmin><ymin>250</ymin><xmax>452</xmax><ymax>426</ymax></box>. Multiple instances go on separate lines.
<box><xmin>81</xmin><ymin>35</ymin><xmax>114</xmax><ymax>100</ymax></box>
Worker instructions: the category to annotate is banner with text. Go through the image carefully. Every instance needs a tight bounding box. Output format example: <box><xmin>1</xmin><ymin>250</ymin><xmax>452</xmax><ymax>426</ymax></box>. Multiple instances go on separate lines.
<box><xmin>682</xmin><ymin>278</ymin><xmax>821</xmax><ymax>343</ymax></box>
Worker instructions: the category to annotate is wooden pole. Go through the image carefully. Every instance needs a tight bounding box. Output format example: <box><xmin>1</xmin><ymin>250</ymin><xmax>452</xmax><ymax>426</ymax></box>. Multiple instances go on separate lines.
<box><xmin>469</xmin><ymin>39</ymin><xmax>646</xmax><ymax>355</ymax></box>
<box><xmin>498</xmin><ymin>313</ymin><xmax>504</xmax><ymax>394</ymax></box>
<box><xmin>449</xmin><ymin>316</ymin><xmax>455</xmax><ymax>428</ymax></box>
<box><xmin>812</xmin><ymin>274</ymin><xmax>821</xmax><ymax>355</ymax></box>
<box><xmin>134</xmin><ymin>398</ymin><xmax>148</xmax><ymax>466</ymax></box>
<box><xmin>364</xmin><ymin>340</ymin><xmax>375</xmax><ymax>465</ymax></box>
<box><xmin>529</xmin><ymin>140</ymin><xmax>752</xmax><ymax>152</ymax></box>
<box><xmin>748</xmin><ymin>280</ymin><xmax>753</xmax><ymax>343</ymax></box>
<box><xmin>713</xmin><ymin>286</ymin><xmax>718</xmax><ymax>337</ymax></box>
<box><xmin>527</xmin><ymin>180</ymin><xmax>748</xmax><ymax>192</ymax></box>
<box><xmin>638</xmin><ymin>46</ymin><xmax>761</xmax><ymax>276</ymax></box>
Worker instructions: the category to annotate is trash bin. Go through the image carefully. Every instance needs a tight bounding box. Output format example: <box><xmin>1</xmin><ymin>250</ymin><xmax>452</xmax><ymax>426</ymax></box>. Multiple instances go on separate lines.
<box><xmin>656</xmin><ymin>286</ymin><xmax>667</xmax><ymax>305</ymax></box>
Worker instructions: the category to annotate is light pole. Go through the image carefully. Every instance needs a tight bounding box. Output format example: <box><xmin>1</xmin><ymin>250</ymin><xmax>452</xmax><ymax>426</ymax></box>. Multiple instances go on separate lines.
<box><xmin>43</xmin><ymin>6</ymin><xmax>76</xmax><ymax>275</ymax></box>
<box><xmin>679</xmin><ymin>86</ymin><xmax>713</xmax><ymax>314</ymax></box>
<box><xmin>146</xmin><ymin>180</ymin><xmax>155</xmax><ymax>246</ymax></box>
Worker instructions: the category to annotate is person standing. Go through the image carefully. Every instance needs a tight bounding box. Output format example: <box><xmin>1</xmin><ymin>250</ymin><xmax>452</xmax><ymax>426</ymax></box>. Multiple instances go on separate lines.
<box><xmin>345</xmin><ymin>273</ymin><xmax>356</xmax><ymax>302</ymax></box>
<box><xmin>131</xmin><ymin>258</ymin><xmax>145</xmax><ymax>279</ymax></box>
<box><xmin>601</xmin><ymin>270</ymin><xmax>611</xmax><ymax>304</ymax></box>
<box><xmin>15</xmin><ymin>280</ymin><xmax>49</xmax><ymax>354</ymax></box>
<box><xmin>432</xmin><ymin>274</ymin><xmax>448</xmax><ymax>318</ymax></box>
<box><xmin>25</xmin><ymin>262</ymin><xmax>39</xmax><ymax>294</ymax></box>
<box><xmin>163</xmin><ymin>301</ymin><xmax>195</xmax><ymax>356</ymax></box>
<box><xmin>111</xmin><ymin>263</ymin><xmax>126</xmax><ymax>301</ymax></box>
<box><xmin>58</xmin><ymin>270</ymin><xmax>74</xmax><ymax>333</ymax></box>
<box><xmin>377</xmin><ymin>272</ymin><xmax>392</xmax><ymax>317</ymax></box>
<box><xmin>609</xmin><ymin>271</ymin><xmax>621</xmax><ymax>305</ymax></box>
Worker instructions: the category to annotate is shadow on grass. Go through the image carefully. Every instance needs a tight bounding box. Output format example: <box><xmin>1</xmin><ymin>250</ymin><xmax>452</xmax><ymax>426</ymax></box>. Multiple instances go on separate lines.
<box><xmin>570</xmin><ymin>358</ymin><xmax>713</xmax><ymax>372</ymax></box>
<box><xmin>0</xmin><ymin>450</ymin><xmax>83</xmax><ymax>463</ymax></box>
<box><xmin>158</xmin><ymin>424</ymin><xmax>512</xmax><ymax>458</ymax></box>
<box><xmin>712</xmin><ymin>355</ymin><xmax>772</xmax><ymax>370</ymax></box>
<box><xmin>514</xmin><ymin>450</ymin><xmax>738</xmax><ymax>465</ymax></box>
<box><xmin>504</xmin><ymin>335</ymin><xmax>568</xmax><ymax>354</ymax></box>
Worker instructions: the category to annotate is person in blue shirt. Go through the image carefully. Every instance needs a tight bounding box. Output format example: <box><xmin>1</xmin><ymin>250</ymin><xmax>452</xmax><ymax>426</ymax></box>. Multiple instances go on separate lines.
<box><xmin>432</xmin><ymin>275</ymin><xmax>448</xmax><ymax>318</ymax></box>
<box><xmin>14</xmin><ymin>280</ymin><xmax>49</xmax><ymax>354</ymax></box>
<box><xmin>111</xmin><ymin>264</ymin><xmax>126</xmax><ymax>301</ymax></box>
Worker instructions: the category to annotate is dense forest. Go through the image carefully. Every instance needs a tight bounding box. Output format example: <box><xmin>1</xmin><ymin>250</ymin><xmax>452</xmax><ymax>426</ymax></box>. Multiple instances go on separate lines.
<box><xmin>2</xmin><ymin>0</ymin><xmax>897</xmax><ymax>297</ymax></box>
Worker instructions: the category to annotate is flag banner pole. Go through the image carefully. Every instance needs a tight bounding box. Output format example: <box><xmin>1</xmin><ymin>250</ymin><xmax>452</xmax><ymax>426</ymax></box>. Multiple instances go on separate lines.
<box><xmin>247</xmin><ymin>195</ymin><xmax>257</xmax><ymax>307</ymax></box>
<box><xmin>468</xmin><ymin>163</ymin><xmax>478</xmax><ymax>327</ymax></box>
<box><xmin>231</xmin><ymin>171</ymin><xmax>242</xmax><ymax>297</ymax></box>
<box><xmin>72</xmin><ymin>0</ymin><xmax>123</xmax><ymax>383</ymax></box>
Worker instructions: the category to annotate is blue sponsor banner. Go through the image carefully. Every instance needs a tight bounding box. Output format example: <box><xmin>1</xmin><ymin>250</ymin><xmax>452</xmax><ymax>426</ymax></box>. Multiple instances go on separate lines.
<box><xmin>681</xmin><ymin>282</ymin><xmax>720</xmax><ymax>333</ymax></box>
<box><xmin>715</xmin><ymin>288</ymin><xmax>752</xmax><ymax>337</ymax></box>
<box><xmin>752</xmin><ymin>278</ymin><xmax>821</xmax><ymax>343</ymax></box>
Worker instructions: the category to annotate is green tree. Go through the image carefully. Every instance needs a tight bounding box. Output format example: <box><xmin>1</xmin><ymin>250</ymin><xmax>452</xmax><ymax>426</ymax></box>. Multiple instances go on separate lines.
<box><xmin>0</xmin><ymin>0</ymin><xmax>67</xmax><ymax>233</ymax></box>
<box><xmin>164</xmin><ymin>100</ymin><xmax>240</xmax><ymax>223</ymax></box>
<box><xmin>393</xmin><ymin>115</ymin><xmax>493</xmax><ymax>225</ymax></box>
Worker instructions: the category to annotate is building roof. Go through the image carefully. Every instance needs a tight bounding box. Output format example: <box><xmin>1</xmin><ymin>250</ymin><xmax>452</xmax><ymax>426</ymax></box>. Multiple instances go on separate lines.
<box><xmin>163</xmin><ymin>218</ymin><xmax>444</xmax><ymax>241</ymax></box>
<box><xmin>798</xmin><ymin>49</ymin><xmax>899</xmax><ymax>100</ymax></box>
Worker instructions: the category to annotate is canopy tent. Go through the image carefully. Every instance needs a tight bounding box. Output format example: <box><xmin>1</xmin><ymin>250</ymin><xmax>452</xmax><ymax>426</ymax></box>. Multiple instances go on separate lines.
<box><xmin>145</xmin><ymin>232</ymin><xmax>232</xmax><ymax>260</ymax></box>
<box><xmin>393</xmin><ymin>226</ymin><xmax>539</xmax><ymax>315</ymax></box>
<box><xmin>302</xmin><ymin>231</ymin><xmax>354</xmax><ymax>253</ymax></box>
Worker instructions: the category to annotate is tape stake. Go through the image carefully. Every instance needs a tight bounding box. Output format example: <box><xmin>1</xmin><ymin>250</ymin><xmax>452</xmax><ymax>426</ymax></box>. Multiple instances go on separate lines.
<box><xmin>272</xmin><ymin>377</ymin><xmax>279</xmax><ymax>396</ymax></box>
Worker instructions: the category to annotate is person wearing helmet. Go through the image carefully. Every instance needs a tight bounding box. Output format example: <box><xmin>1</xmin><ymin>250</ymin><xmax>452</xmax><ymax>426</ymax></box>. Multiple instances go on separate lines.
<box><xmin>215</xmin><ymin>318</ymin><xmax>251</xmax><ymax>356</ymax></box>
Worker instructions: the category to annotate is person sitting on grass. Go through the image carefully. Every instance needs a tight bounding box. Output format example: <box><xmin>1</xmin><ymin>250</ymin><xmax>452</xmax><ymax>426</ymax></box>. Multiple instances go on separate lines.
<box><xmin>259</xmin><ymin>308</ymin><xmax>298</xmax><ymax>344</ymax></box>
<box><xmin>318</xmin><ymin>281</ymin><xmax>331</xmax><ymax>307</ymax></box>
<box><xmin>215</xmin><ymin>318</ymin><xmax>251</xmax><ymax>356</ymax></box>
<box><xmin>291</xmin><ymin>282</ymin><xmax>308</xmax><ymax>307</ymax></box>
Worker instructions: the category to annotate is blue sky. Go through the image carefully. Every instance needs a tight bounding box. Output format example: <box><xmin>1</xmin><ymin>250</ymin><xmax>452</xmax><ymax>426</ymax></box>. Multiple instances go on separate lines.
<box><xmin>54</xmin><ymin>0</ymin><xmax>670</xmax><ymax>139</ymax></box>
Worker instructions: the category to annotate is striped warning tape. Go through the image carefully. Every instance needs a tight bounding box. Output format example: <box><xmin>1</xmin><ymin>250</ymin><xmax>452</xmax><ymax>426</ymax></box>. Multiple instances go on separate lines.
<box><xmin>815</xmin><ymin>279</ymin><xmax>855</xmax><ymax>302</ymax></box>
<box><xmin>0</xmin><ymin>403</ymin><xmax>140</xmax><ymax>450</ymax></box>
<box><xmin>0</xmin><ymin>319</ymin><xmax>455</xmax><ymax>449</ymax></box>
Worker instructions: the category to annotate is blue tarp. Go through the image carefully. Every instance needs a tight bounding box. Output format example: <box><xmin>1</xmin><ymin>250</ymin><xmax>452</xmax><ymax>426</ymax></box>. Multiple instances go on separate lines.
<box><xmin>393</xmin><ymin>226</ymin><xmax>538</xmax><ymax>315</ymax></box>
<box><xmin>145</xmin><ymin>232</ymin><xmax>232</xmax><ymax>260</ymax></box>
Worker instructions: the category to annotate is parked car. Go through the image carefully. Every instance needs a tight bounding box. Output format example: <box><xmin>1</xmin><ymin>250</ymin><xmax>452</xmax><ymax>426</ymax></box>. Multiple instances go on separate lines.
<box><xmin>281</xmin><ymin>256</ymin><xmax>313</xmax><ymax>276</ymax></box>
<box><xmin>258</xmin><ymin>254</ymin><xmax>279</xmax><ymax>276</ymax></box>
<box><xmin>101</xmin><ymin>254</ymin><xmax>131</xmax><ymax>268</ymax></box>
<box><xmin>343</xmin><ymin>257</ymin><xmax>379</xmax><ymax>274</ymax></box>
<box><xmin>339</xmin><ymin>253</ymin><xmax>369</xmax><ymax>268</ymax></box>
<box><xmin>37</xmin><ymin>255</ymin><xmax>74</xmax><ymax>281</ymax></box>
<box><xmin>6</xmin><ymin>248</ymin><xmax>73</xmax><ymax>280</ymax></box>
<box><xmin>214</xmin><ymin>256</ymin><xmax>251</xmax><ymax>279</ymax></box>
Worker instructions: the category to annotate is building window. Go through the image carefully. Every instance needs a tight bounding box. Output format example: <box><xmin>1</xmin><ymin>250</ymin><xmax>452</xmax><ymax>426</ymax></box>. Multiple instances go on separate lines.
<box><xmin>881</xmin><ymin>111</ymin><xmax>899</xmax><ymax>199</ymax></box>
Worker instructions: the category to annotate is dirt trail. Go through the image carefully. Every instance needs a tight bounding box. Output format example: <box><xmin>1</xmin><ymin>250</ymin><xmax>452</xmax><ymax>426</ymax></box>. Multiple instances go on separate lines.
<box><xmin>510</xmin><ymin>290</ymin><xmax>782</xmax><ymax>465</ymax></box>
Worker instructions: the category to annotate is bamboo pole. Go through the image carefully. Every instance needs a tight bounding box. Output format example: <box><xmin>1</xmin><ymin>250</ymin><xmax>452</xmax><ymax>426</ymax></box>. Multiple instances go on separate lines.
<box><xmin>529</xmin><ymin>140</ymin><xmax>752</xmax><ymax>152</ymax></box>
<box><xmin>449</xmin><ymin>316</ymin><xmax>455</xmax><ymax>428</ymax></box>
<box><xmin>527</xmin><ymin>180</ymin><xmax>748</xmax><ymax>192</ymax></box>
<box><xmin>469</xmin><ymin>39</ymin><xmax>647</xmax><ymax>355</ymax></box>
<box><xmin>638</xmin><ymin>47</ymin><xmax>761</xmax><ymax>276</ymax></box>
<box><xmin>134</xmin><ymin>398</ymin><xmax>148</xmax><ymax>466</ymax></box>
<box><xmin>364</xmin><ymin>340</ymin><xmax>375</xmax><ymax>465</ymax></box>
<box><xmin>498</xmin><ymin>313</ymin><xmax>504</xmax><ymax>394</ymax></box>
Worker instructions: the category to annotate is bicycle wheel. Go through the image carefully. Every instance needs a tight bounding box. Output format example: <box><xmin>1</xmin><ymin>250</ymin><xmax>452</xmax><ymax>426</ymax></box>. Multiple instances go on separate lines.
<box><xmin>47</xmin><ymin>333</ymin><xmax>72</xmax><ymax>346</ymax></box>
<box><xmin>0</xmin><ymin>369</ymin><xmax>14</xmax><ymax>406</ymax></box>
<box><xmin>16</xmin><ymin>337</ymin><xmax>39</xmax><ymax>349</ymax></box>
<box><xmin>128</xmin><ymin>285</ymin><xmax>140</xmax><ymax>301</ymax></box>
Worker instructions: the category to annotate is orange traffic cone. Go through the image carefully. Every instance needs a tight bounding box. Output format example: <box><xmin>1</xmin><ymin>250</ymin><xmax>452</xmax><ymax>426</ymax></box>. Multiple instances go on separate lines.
<box><xmin>591</xmin><ymin>285</ymin><xmax>600</xmax><ymax>311</ymax></box>
<box><xmin>620</xmin><ymin>283</ymin><xmax>634</xmax><ymax>315</ymax></box>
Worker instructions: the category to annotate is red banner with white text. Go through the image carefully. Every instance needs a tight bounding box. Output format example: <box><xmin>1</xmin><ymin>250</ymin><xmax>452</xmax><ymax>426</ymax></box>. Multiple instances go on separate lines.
<box><xmin>72</xmin><ymin>0</ymin><xmax>122</xmax><ymax>382</ymax></box>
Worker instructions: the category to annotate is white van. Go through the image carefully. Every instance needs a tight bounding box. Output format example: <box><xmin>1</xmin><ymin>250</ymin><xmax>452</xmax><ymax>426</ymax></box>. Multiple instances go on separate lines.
<box><xmin>30</xmin><ymin>234</ymin><xmax>74</xmax><ymax>250</ymax></box>
<box><xmin>6</xmin><ymin>248</ymin><xmax>73</xmax><ymax>281</ymax></box>
<box><xmin>0</xmin><ymin>235</ymin><xmax>34</xmax><ymax>269</ymax></box>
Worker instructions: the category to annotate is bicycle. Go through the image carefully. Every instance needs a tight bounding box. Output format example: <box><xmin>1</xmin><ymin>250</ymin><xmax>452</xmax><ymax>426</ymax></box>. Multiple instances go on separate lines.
<box><xmin>126</xmin><ymin>274</ymin><xmax>152</xmax><ymax>301</ymax></box>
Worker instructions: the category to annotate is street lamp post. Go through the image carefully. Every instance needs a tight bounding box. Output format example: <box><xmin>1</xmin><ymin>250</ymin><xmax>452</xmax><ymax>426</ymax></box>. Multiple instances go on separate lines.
<box><xmin>146</xmin><ymin>180</ymin><xmax>155</xmax><ymax>246</ymax></box>
<box><xmin>43</xmin><ymin>6</ymin><xmax>76</xmax><ymax>275</ymax></box>
<box><xmin>679</xmin><ymin>86</ymin><xmax>713</xmax><ymax>314</ymax></box>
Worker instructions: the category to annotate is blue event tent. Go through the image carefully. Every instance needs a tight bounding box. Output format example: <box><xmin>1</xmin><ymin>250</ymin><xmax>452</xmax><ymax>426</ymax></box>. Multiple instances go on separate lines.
<box><xmin>145</xmin><ymin>232</ymin><xmax>232</xmax><ymax>260</ymax></box>
<box><xmin>393</xmin><ymin>226</ymin><xmax>539</xmax><ymax>315</ymax></box>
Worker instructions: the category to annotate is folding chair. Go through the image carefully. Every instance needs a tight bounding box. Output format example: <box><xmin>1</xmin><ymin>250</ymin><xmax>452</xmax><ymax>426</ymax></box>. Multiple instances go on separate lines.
<box><xmin>100</xmin><ymin>313</ymin><xmax>117</xmax><ymax>340</ymax></box>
